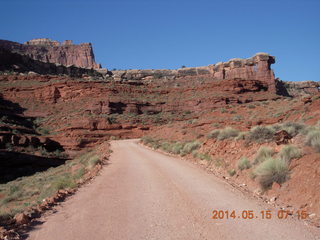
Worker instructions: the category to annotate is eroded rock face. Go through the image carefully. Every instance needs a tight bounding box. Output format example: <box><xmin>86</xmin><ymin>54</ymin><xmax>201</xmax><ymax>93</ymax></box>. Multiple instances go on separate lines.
<box><xmin>276</xmin><ymin>80</ymin><xmax>319</xmax><ymax>97</ymax></box>
<box><xmin>0</xmin><ymin>38</ymin><xmax>101</xmax><ymax>69</ymax></box>
<box><xmin>0</xmin><ymin>48</ymin><xmax>103</xmax><ymax>77</ymax></box>
<box><xmin>112</xmin><ymin>52</ymin><xmax>276</xmax><ymax>92</ymax></box>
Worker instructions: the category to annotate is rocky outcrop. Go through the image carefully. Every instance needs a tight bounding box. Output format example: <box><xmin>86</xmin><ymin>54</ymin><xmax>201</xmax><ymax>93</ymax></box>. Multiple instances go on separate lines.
<box><xmin>0</xmin><ymin>48</ymin><xmax>103</xmax><ymax>77</ymax></box>
<box><xmin>276</xmin><ymin>80</ymin><xmax>319</xmax><ymax>97</ymax></box>
<box><xmin>0</xmin><ymin>38</ymin><xmax>101</xmax><ymax>69</ymax></box>
<box><xmin>112</xmin><ymin>53</ymin><xmax>276</xmax><ymax>92</ymax></box>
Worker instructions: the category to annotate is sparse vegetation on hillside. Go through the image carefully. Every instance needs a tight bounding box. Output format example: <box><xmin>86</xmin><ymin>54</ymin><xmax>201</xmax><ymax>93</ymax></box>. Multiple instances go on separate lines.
<box><xmin>0</xmin><ymin>151</ymin><xmax>102</xmax><ymax>220</ymax></box>
<box><xmin>141</xmin><ymin>137</ymin><xmax>201</xmax><ymax>156</ymax></box>
<box><xmin>246</xmin><ymin>126</ymin><xmax>275</xmax><ymax>143</ymax></box>
<box><xmin>207</xmin><ymin>127</ymin><xmax>239</xmax><ymax>140</ymax></box>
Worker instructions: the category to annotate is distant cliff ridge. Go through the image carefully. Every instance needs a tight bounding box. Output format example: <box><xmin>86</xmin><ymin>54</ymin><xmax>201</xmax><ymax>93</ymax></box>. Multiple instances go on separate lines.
<box><xmin>112</xmin><ymin>53</ymin><xmax>276</xmax><ymax>92</ymax></box>
<box><xmin>0</xmin><ymin>38</ymin><xmax>101</xmax><ymax>69</ymax></box>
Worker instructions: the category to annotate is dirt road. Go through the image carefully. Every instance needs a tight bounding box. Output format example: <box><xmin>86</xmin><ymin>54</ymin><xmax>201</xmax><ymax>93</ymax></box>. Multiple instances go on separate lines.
<box><xmin>28</xmin><ymin>139</ymin><xmax>319</xmax><ymax>240</ymax></box>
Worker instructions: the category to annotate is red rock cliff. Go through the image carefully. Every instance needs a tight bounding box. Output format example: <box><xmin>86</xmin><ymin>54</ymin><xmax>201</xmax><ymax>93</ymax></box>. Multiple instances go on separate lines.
<box><xmin>112</xmin><ymin>53</ymin><xmax>276</xmax><ymax>92</ymax></box>
<box><xmin>0</xmin><ymin>38</ymin><xmax>101</xmax><ymax>69</ymax></box>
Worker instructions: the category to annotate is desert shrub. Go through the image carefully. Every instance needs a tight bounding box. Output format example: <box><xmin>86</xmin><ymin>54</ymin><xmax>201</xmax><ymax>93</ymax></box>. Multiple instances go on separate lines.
<box><xmin>160</xmin><ymin>142</ymin><xmax>171</xmax><ymax>152</ymax></box>
<box><xmin>141</xmin><ymin>136</ymin><xmax>154</xmax><ymax>145</ymax></box>
<box><xmin>181</xmin><ymin>141</ymin><xmax>201</xmax><ymax>155</ymax></box>
<box><xmin>305</xmin><ymin>130</ymin><xmax>320</xmax><ymax>152</ymax></box>
<box><xmin>246</xmin><ymin>126</ymin><xmax>275</xmax><ymax>143</ymax></box>
<box><xmin>141</xmin><ymin>137</ymin><xmax>161</xmax><ymax>149</ymax></box>
<box><xmin>208</xmin><ymin>127</ymin><xmax>239</xmax><ymax>140</ymax></box>
<box><xmin>218</xmin><ymin>127</ymin><xmax>239</xmax><ymax>140</ymax></box>
<box><xmin>171</xmin><ymin>142</ymin><xmax>184</xmax><ymax>154</ymax></box>
<box><xmin>237</xmin><ymin>157</ymin><xmax>251</xmax><ymax>170</ymax></box>
<box><xmin>278</xmin><ymin>145</ymin><xmax>302</xmax><ymax>162</ymax></box>
<box><xmin>228</xmin><ymin>169</ymin><xmax>236</xmax><ymax>176</ymax></box>
<box><xmin>192</xmin><ymin>151</ymin><xmax>212</xmax><ymax>161</ymax></box>
<box><xmin>254</xmin><ymin>158</ymin><xmax>289</xmax><ymax>190</ymax></box>
<box><xmin>208</xmin><ymin>129</ymin><xmax>220</xmax><ymax>139</ymax></box>
<box><xmin>253</xmin><ymin>146</ymin><xmax>274</xmax><ymax>164</ymax></box>
<box><xmin>235</xmin><ymin>132</ymin><xmax>247</xmax><ymax>141</ymax></box>
<box><xmin>248</xmin><ymin>104</ymin><xmax>256</xmax><ymax>109</ymax></box>
<box><xmin>271</xmin><ymin>122</ymin><xmax>305</xmax><ymax>137</ymax></box>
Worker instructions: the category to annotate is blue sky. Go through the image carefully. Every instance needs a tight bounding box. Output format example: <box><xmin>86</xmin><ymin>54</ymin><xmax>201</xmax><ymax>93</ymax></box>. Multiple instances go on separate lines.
<box><xmin>1</xmin><ymin>0</ymin><xmax>319</xmax><ymax>82</ymax></box>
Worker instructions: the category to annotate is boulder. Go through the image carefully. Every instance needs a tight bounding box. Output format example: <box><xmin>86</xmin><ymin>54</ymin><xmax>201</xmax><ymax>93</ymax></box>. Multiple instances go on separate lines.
<box><xmin>14</xmin><ymin>213</ymin><xmax>30</xmax><ymax>225</ymax></box>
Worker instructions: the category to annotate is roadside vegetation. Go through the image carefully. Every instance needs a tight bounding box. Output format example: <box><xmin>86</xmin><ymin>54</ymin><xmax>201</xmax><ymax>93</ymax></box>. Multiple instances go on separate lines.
<box><xmin>141</xmin><ymin>136</ymin><xmax>201</xmax><ymax>156</ymax></box>
<box><xmin>253</xmin><ymin>157</ymin><xmax>289</xmax><ymax>190</ymax></box>
<box><xmin>206</xmin><ymin>121</ymin><xmax>320</xmax><ymax>153</ymax></box>
<box><xmin>0</xmin><ymin>151</ymin><xmax>101</xmax><ymax>221</ymax></box>
<box><xmin>142</xmin><ymin>119</ymin><xmax>316</xmax><ymax>191</ymax></box>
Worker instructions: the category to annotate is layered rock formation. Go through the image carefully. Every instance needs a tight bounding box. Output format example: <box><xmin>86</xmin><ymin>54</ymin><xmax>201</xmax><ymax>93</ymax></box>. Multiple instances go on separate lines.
<box><xmin>0</xmin><ymin>48</ymin><xmax>103</xmax><ymax>77</ymax></box>
<box><xmin>0</xmin><ymin>38</ymin><xmax>101</xmax><ymax>69</ymax></box>
<box><xmin>112</xmin><ymin>53</ymin><xmax>276</xmax><ymax>92</ymax></box>
<box><xmin>276</xmin><ymin>80</ymin><xmax>319</xmax><ymax>97</ymax></box>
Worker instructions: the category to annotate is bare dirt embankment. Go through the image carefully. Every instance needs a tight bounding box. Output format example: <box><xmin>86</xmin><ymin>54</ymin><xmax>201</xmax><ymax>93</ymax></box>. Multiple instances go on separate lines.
<box><xmin>27</xmin><ymin>140</ymin><xmax>320</xmax><ymax>240</ymax></box>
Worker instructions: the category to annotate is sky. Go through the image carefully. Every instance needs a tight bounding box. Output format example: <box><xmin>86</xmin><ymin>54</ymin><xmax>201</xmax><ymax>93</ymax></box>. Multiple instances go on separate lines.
<box><xmin>1</xmin><ymin>0</ymin><xmax>319</xmax><ymax>82</ymax></box>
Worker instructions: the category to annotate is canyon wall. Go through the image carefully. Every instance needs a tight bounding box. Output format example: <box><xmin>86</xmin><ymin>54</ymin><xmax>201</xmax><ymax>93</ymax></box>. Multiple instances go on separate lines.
<box><xmin>0</xmin><ymin>48</ymin><xmax>103</xmax><ymax>77</ymax></box>
<box><xmin>112</xmin><ymin>52</ymin><xmax>276</xmax><ymax>92</ymax></box>
<box><xmin>0</xmin><ymin>38</ymin><xmax>101</xmax><ymax>69</ymax></box>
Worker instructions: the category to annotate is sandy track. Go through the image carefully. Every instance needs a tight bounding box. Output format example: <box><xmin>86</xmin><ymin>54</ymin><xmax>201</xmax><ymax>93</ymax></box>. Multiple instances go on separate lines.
<box><xmin>28</xmin><ymin>139</ymin><xmax>319</xmax><ymax>240</ymax></box>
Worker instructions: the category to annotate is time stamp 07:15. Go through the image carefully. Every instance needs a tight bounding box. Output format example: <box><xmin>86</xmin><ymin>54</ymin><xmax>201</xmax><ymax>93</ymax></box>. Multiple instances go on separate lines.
<box><xmin>212</xmin><ymin>210</ymin><xmax>309</xmax><ymax>220</ymax></box>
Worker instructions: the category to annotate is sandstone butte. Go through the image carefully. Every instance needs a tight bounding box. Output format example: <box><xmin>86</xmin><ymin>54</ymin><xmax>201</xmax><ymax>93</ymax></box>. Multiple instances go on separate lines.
<box><xmin>0</xmin><ymin>38</ymin><xmax>101</xmax><ymax>69</ymax></box>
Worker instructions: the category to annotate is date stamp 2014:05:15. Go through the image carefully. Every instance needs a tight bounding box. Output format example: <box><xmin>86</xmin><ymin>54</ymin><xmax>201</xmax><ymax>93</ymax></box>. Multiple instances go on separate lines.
<box><xmin>212</xmin><ymin>210</ymin><xmax>308</xmax><ymax>220</ymax></box>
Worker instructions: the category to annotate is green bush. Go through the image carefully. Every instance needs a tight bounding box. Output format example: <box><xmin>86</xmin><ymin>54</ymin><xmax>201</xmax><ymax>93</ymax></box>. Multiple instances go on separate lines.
<box><xmin>141</xmin><ymin>136</ymin><xmax>154</xmax><ymax>145</ymax></box>
<box><xmin>217</xmin><ymin>127</ymin><xmax>239</xmax><ymax>140</ymax></box>
<box><xmin>171</xmin><ymin>142</ymin><xmax>184</xmax><ymax>154</ymax></box>
<box><xmin>192</xmin><ymin>151</ymin><xmax>212</xmax><ymax>161</ymax></box>
<box><xmin>208</xmin><ymin>127</ymin><xmax>239</xmax><ymax>140</ymax></box>
<box><xmin>253</xmin><ymin>146</ymin><xmax>274</xmax><ymax>164</ymax></box>
<box><xmin>247</xmin><ymin>126</ymin><xmax>275</xmax><ymax>143</ymax></box>
<box><xmin>254</xmin><ymin>158</ymin><xmax>289</xmax><ymax>189</ymax></box>
<box><xmin>160</xmin><ymin>142</ymin><xmax>171</xmax><ymax>152</ymax></box>
<box><xmin>181</xmin><ymin>141</ymin><xmax>201</xmax><ymax>155</ymax></box>
<box><xmin>237</xmin><ymin>157</ymin><xmax>251</xmax><ymax>170</ymax></box>
<box><xmin>305</xmin><ymin>130</ymin><xmax>320</xmax><ymax>152</ymax></box>
<box><xmin>278</xmin><ymin>145</ymin><xmax>302</xmax><ymax>162</ymax></box>
<box><xmin>228</xmin><ymin>169</ymin><xmax>236</xmax><ymax>176</ymax></box>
